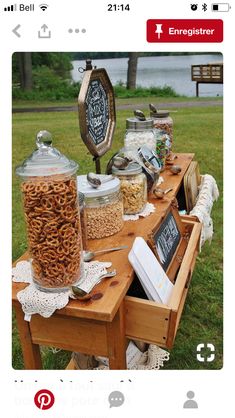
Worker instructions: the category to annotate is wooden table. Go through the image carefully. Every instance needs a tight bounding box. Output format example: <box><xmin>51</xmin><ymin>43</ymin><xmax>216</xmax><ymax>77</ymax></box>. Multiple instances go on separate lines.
<box><xmin>12</xmin><ymin>154</ymin><xmax>194</xmax><ymax>370</ymax></box>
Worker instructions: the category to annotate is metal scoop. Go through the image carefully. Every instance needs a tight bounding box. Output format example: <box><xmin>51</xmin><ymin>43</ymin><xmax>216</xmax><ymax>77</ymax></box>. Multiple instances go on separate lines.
<box><xmin>83</xmin><ymin>245</ymin><xmax>128</xmax><ymax>262</ymax></box>
<box><xmin>72</xmin><ymin>270</ymin><xmax>117</xmax><ymax>299</ymax></box>
<box><xmin>112</xmin><ymin>156</ymin><xmax>132</xmax><ymax>170</ymax></box>
<box><xmin>87</xmin><ymin>172</ymin><xmax>114</xmax><ymax>188</ymax></box>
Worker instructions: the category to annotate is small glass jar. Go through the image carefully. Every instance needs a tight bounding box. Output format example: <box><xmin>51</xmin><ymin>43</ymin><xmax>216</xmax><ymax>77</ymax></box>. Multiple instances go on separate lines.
<box><xmin>124</xmin><ymin>113</ymin><xmax>156</xmax><ymax>152</ymax></box>
<box><xmin>156</xmin><ymin>136</ymin><xmax>167</xmax><ymax>171</ymax></box>
<box><xmin>112</xmin><ymin>163</ymin><xmax>147</xmax><ymax>215</ymax></box>
<box><xmin>78</xmin><ymin>192</ymin><xmax>87</xmax><ymax>250</ymax></box>
<box><xmin>16</xmin><ymin>130</ymin><xmax>84</xmax><ymax>292</ymax></box>
<box><xmin>150</xmin><ymin>109</ymin><xmax>173</xmax><ymax>154</ymax></box>
<box><xmin>77</xmin><ymin>175</ymin><xmax>124</xmax><ymax>239</ymax></box>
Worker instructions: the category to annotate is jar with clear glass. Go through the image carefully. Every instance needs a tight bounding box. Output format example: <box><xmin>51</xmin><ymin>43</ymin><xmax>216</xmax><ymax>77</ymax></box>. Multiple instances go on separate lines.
<box><xmin>16</xmin><ymin>130</ymin><xmax>84</xmax><ymax>292</ymax></box>
<box><xmin>150</xmin><ymin>109</ymin><xmax>173</xmax><ymax>155</ymax></box>
<box><xmin>77</xmin><ymin>175</ymin><xmax>124</xmax><ymax>239</ymax></box>
<box><xmin>124</xmin><ymin>110</ymin><xmax>156</xmax><ymax>152</ymax></box>
<box><xmin>156</xmin><ymin>136</ymin><xmax>167</xmax><ymax>171</ymax></box>
<box><xmin>112</xmin><ymin>163</ymin><xmax>147</xmax><ymax>215</ymax></box>
<box><xmin>78</xmin><ymin>192</ymin><xmax>87</xmax><ymax>250</ymax></box>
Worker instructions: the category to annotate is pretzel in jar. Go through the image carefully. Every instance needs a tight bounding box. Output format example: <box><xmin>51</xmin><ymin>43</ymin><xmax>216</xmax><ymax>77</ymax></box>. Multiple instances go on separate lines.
<box><xmin>21</xmin><ymin>175</ymin><xmax>83</xmax><ymax>289</ymax></box>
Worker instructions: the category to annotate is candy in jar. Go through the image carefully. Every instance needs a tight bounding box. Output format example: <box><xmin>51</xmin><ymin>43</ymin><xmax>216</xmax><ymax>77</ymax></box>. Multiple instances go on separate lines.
<box><xmin>149</xmin><ymin>104</ymin><xmax>173</xmax><ymax>154</ymax></box>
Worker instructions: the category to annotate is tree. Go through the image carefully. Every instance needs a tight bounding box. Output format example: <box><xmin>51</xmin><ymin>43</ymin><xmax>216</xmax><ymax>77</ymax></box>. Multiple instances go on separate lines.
<box><xmin>13</xmin><ymin>52</ymin><xmax>73</xmax><ymax>89</ymax></box>
<box><xmin>31</xmin><ymin>53</ymin><xmax>72</xmax><ymax>78</ymax></box>
<box><xmin>17</xmin><ymin>52</ymin><xmax>33</xmax><ymax>91</ymax></box>
<box><xmin>127</xmin><ymin>52</ymin><xmax>138</xmax><ymax>90</ymax></box>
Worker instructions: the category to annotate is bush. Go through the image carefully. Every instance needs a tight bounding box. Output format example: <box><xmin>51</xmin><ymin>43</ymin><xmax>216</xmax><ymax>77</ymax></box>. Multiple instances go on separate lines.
<box><xmin>12</xmin><ymin>68</ymin><xmax>179</xmax><ymax>101</ymax></box>
<box><xmin>114</xmin><ymin>84</ymin><xmax>179</xmax><ymax>98</ymax></box>
<box><xmin>12</xmin><ymin>66</ymin><xmax>81</xmax><ymax>101</ymax></box>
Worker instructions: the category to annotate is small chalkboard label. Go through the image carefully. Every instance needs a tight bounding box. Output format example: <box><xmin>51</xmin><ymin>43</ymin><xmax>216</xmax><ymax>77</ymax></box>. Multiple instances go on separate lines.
<box><xmin>148</xmin><ymin>207</ymin><xmax>183</xmax><ymax>271</ymax></box>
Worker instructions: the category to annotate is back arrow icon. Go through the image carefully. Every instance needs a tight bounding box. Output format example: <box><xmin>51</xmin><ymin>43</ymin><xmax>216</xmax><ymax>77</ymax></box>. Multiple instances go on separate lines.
<box><xmin>12</xmin><ymin>24</ymin><xmax>21</xmax><ymax>37</ymax></box>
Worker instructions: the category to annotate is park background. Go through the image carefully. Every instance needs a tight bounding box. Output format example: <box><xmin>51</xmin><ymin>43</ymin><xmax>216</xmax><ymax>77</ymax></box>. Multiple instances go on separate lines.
<box><xmin>12</xmin><ymin>52</ymin><xmax>223</xmax><ymax>370</ymax></box>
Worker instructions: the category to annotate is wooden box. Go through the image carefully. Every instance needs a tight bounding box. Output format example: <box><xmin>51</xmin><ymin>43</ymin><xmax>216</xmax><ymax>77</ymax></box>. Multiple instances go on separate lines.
<box><xmin>184</xmin><ymin>161</ymin><xmax>201</xmax><ymax>213</ymax></box>
<box><xmin>124</xmin><ymin>209</ymin><xmax>201</xmax><ymax>349</ymax></box>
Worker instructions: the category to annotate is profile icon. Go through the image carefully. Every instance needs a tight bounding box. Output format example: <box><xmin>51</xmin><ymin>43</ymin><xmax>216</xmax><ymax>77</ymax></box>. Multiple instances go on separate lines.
<box><xmin>183</xmin><ymin>391</ymin><xmax>198</xmax><ymax>409</ymax></box>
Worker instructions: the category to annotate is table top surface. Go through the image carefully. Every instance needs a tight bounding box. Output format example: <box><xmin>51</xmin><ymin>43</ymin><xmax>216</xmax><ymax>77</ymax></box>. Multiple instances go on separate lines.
<box><xmin>12</xmin><ymin>153</ymin><xmax>194</xmax><ymax>322</ymax></box>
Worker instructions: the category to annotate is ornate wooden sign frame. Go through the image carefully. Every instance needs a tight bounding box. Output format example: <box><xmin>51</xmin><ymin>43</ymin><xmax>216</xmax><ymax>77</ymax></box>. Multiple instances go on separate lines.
<box><xmin>78</xmin><ymin>67</ymin><xmax>116</xmax><ymax>158</ymax></box>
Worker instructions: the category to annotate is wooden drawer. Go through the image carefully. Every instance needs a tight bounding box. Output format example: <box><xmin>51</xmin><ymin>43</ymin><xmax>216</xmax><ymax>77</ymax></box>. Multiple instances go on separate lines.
<box><xmin>124</xmin><ymin>217</ymin><xmax>201</xmax><ymax>349</ymax></box>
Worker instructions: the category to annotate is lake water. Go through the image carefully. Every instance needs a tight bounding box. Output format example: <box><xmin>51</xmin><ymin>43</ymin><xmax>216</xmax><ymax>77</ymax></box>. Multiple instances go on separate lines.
<box><xmin>71</xmin><ymin>54</ymin><xmax>223</xmax><ymax>97</ymax></box>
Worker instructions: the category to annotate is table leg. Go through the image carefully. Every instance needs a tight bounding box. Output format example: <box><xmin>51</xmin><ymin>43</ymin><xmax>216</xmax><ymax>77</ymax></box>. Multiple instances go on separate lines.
<box><xmin>106</xmin><ymin>302</ymin><xmax>127</xmax><ymax>370</ymax></box>
<box><xmin>14</xmin><ymin>305</ymin><xmax>42</xmax><ymax>370</ymax></box>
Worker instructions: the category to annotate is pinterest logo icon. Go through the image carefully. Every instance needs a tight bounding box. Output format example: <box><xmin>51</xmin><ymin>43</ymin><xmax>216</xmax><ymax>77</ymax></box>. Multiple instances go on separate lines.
<box><xmin>34</xmin><ymin>389</ymin><xmax>55</xmax><ymax>410</ymax></box>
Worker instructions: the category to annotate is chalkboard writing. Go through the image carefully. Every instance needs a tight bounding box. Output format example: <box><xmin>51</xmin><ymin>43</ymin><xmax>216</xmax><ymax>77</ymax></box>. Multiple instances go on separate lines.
<box><xmin>78</xmin><ymin>66</ymin><xmax>116</xmax><ymax>158</ymax></box>
<box><xmin>85</xmin><ymin>79</ymin><xmax>109</xmax><ymax>145</ymax></box>
<box><xmin>153</xmin><ymin>211</ymin><xmax>181</xmax><ymax>271</ymax></box>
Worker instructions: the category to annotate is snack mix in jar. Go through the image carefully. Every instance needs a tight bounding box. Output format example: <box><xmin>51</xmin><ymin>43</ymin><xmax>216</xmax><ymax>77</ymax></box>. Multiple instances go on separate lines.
<box><xmin>16</xmin><ymin>130</ymin><xmax>84</xmax><ymax>291</ymax></box>
<box><xmin>112</xmin><ymin>163</ymin><xmax>147</xmax><ymax>215</ymax></box>
<box><xmin>77</xmin><ymin>175</ymin><xmax>124</xmax><ymax>239</ymax></box>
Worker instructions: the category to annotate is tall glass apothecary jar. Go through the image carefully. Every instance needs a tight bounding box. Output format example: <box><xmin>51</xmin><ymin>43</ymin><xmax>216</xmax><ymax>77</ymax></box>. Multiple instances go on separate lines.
<box><xmin>16</xmin><ymin>130</ymin><xmax>84</xmax><ymax>292</ymax></box>
<box><xmin>124</xmin><ymin>110</ymin><xmax>156</xmax><ymax>152</ymax></box>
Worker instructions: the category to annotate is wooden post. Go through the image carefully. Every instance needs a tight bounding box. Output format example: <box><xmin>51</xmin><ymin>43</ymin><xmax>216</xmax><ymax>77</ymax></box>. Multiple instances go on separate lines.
<box><xmin>106</xmin><ymin>302</ymin><xmax>127</xmax><ymax>370</ymax></box>
<box><xmin>196</xmin><ymin>82</ymin><xmax>199</xmax><ymax>97</ymax></box>
<box><xmin>14</xmin><ymin>305</ymin><xmax>42</xmax><ymax>369</ymax></box>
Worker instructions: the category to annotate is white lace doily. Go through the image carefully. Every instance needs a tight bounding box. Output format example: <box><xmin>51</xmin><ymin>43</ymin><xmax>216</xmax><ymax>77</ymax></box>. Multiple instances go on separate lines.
<box><xmin>17</xmin><ymin>285</ymin><xmax>71</xmax><ymax>322</ymax></box>
<box><xmin>12</xmin><ymin>260</ymin><xmax>112</xmax><ymax>322</ymax></box>
<box><xmin>131</xmin><ymin>344</ymin><xmax>170</xmax><ymax>370</ymax></box>
<box><xmin>94</xmin><ymin>344</ymin><xmax>170</xmax><ymax>370</ymax></box>
<box><xmin>123</xmin><ymin>202</ymin><xmax>156</xmax><ymax>221</ymax></box>
<box><xmin>12</xmin><ymin>260</ymin><xmax>32</xmax><ymax>283</ymax></box>
<box><xmin>190</xmin><ymin>174</ymin><xmax>219</xmax><ymax>249</ymax></box>
<box><xmin>78</xmin><ymin>261</ymin><xmax>112</xmax><ymax>293</ymax></box>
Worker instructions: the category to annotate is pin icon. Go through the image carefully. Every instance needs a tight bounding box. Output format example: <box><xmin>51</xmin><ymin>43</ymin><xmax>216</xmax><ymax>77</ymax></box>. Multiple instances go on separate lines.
<box><xmin>155</xmin><ymin>24</ymin><xmax>163</xmax><ymax>39</ymax></box>
<box><xmin>34</xmin><ymin>389</ymin><xmax>55</xmax><ymax>410</ymax></box>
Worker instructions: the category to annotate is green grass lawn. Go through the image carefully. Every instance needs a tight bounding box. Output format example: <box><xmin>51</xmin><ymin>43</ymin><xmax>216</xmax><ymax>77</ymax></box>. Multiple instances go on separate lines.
<box><xmin>12</xmin><ymin>99</ymin><xmax>223</xmax><ymax>370</ymax></box>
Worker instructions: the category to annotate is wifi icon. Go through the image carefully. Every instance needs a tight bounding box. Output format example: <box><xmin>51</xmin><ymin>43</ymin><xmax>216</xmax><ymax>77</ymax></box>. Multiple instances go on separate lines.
<box><xmin>39</xmin><ymin>4</ymin><xmax>48</xmax><ymax>11</ymax></box>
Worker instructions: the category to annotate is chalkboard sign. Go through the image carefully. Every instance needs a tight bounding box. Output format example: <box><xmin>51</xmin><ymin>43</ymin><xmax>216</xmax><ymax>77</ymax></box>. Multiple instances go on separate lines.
<box><xmin>85</xmin><ymin>79</ymin><xmax>109</xmax><ymax>145</ymax></box>
<box><xmin>78</xmin><ymin>67</ymin><xmax>116</xmax><ymax>157</ymax></box>
<box><xmin>148</xmin><ymin>207</ymin><xmax>184</xmax><ymax>271</ymax></box>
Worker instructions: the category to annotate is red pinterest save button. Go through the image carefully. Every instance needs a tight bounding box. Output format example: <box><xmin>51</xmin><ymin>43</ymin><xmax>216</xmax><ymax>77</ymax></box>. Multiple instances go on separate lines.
<box><xmin>147</xmin><ymin>19</ymin><xmax>223</xmax><ymax>43</ymax></box>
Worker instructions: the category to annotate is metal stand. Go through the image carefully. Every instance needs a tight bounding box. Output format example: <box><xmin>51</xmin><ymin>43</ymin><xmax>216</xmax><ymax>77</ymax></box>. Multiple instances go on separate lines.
<box><xmin>93</xmin><ymin>156</ymin><xmax>101</xmax><ymax>174</ymax></box>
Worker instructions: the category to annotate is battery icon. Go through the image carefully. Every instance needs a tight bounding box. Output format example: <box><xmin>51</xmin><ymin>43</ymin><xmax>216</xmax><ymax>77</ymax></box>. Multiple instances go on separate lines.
<box><xmin>212</xmin><ymin>3</ymin><xmax>231</xmax><ymax>11</ymax></box>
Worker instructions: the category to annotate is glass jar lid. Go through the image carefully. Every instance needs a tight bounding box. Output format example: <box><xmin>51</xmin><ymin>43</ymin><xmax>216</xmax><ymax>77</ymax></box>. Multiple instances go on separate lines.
<box><xmin>149</xmin><ymin>103</ymin><xmax>170</xmax><ymax>118</ymax></box>
<box><xmin>126</xmin><ymin>109</ymin><xmax>154</xmax><ymax>130</ymax></box>
<box><xmin>16</xmin><ymin>130</ymin><xmax>78</xmax><ymax>177</ymax></box>
<box><xmin>77</xmin><ymin>175</ymin><xmax>120</xmax><ymax>198</ymax></box>
<box><xmin>112</xmin><ymin>162</ymin><xmax>142</xmax><ymax>176</ymax></box>
<box><xmin>151</xmin><ymin>110</ymin><xmax>170</xmax><ymax>118</ymax></box>
<box><xmin>138</xmin><ymin>146</ymin><xmax>162</xmax><ymax>173</ymax></box>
